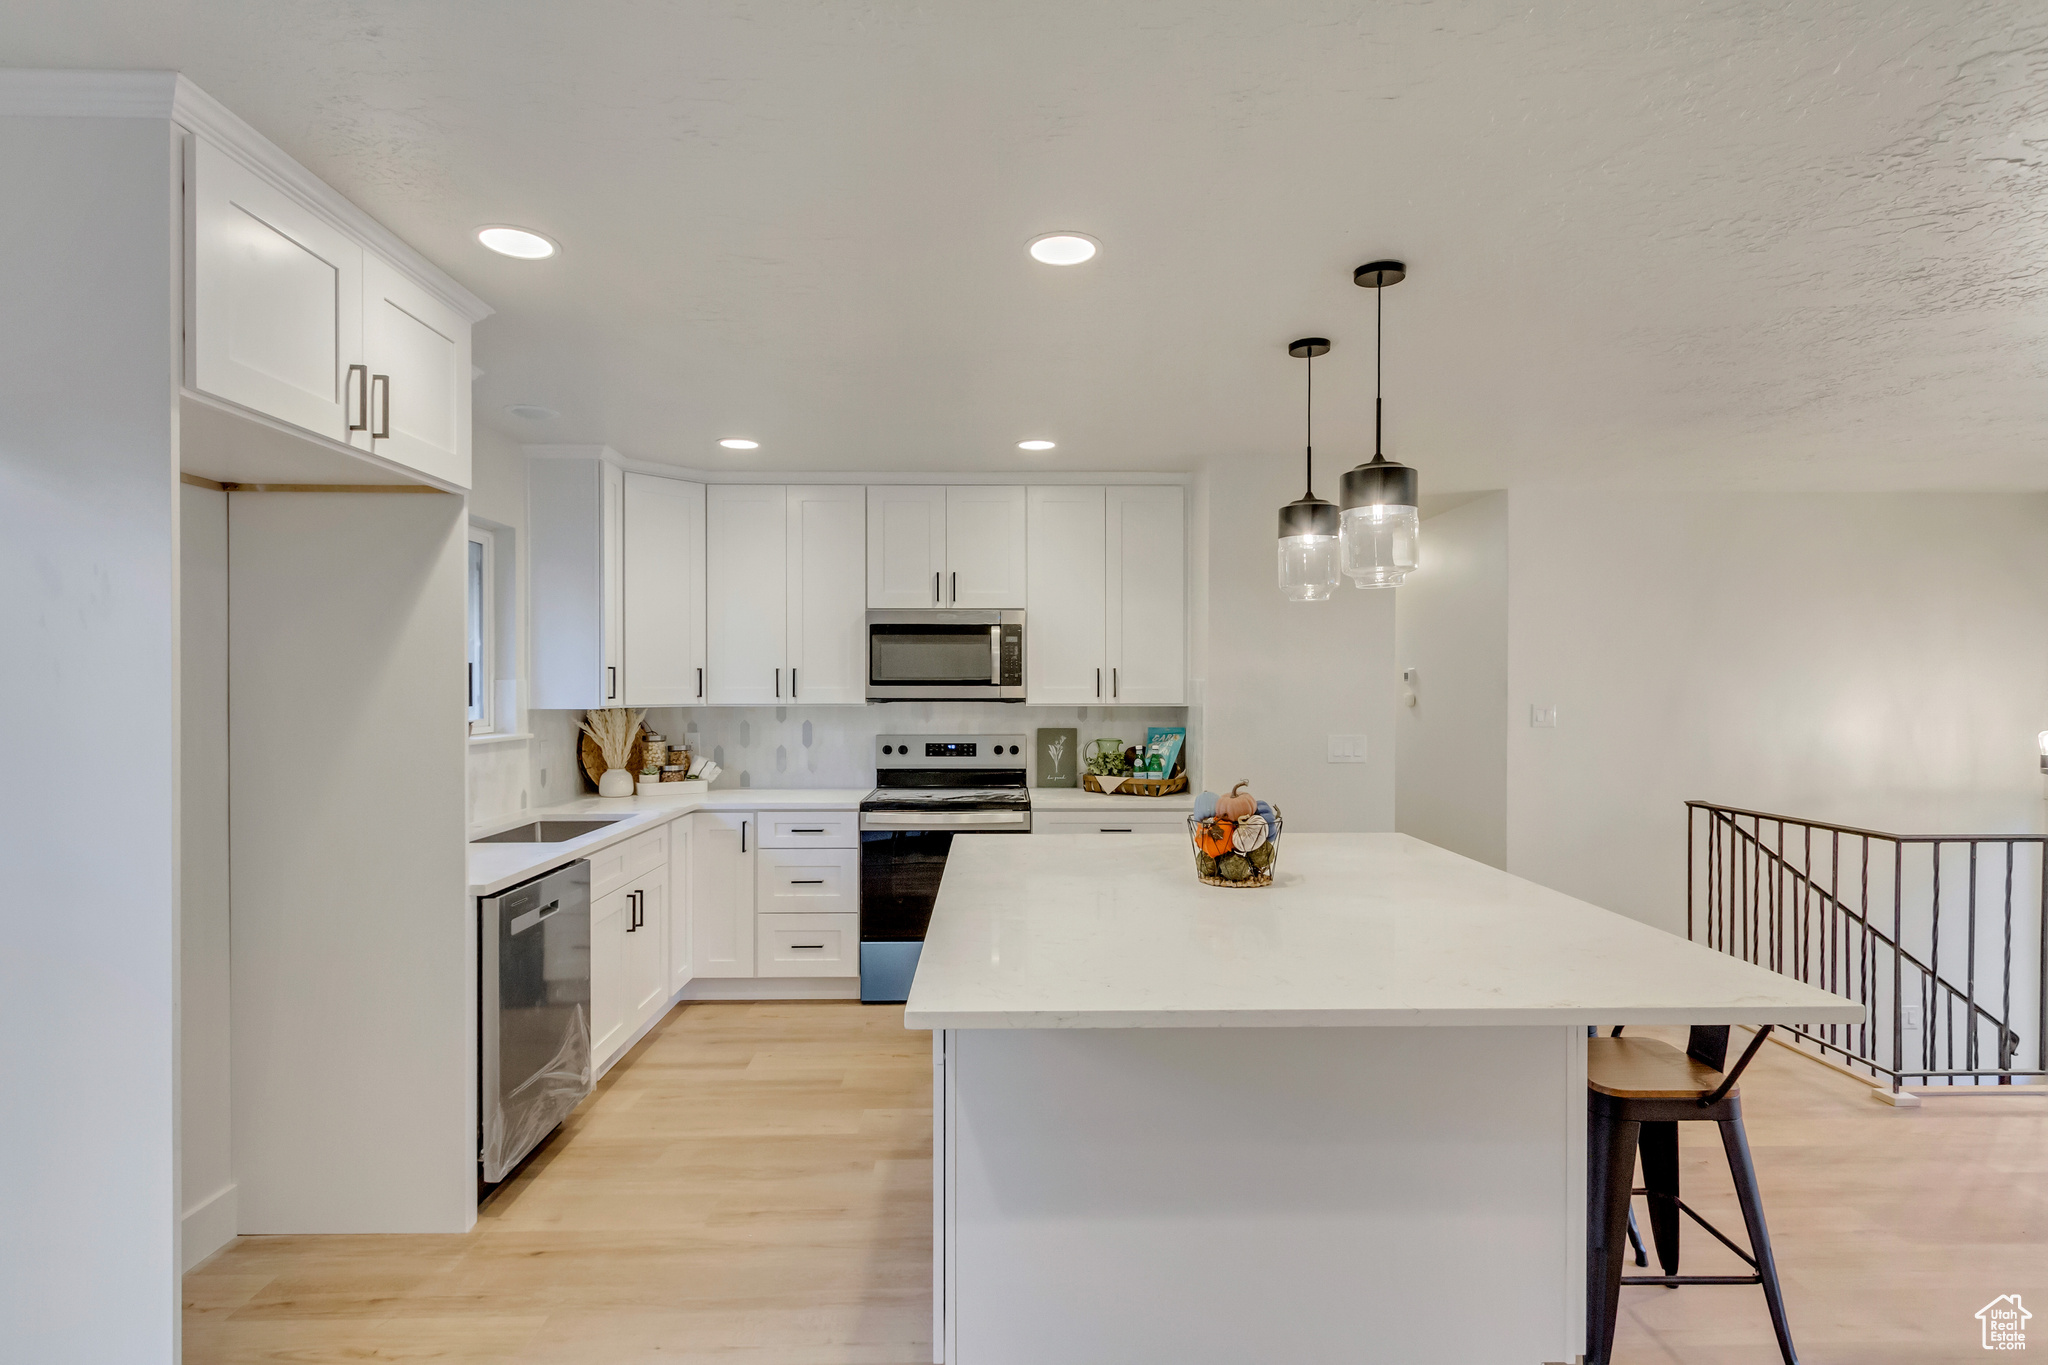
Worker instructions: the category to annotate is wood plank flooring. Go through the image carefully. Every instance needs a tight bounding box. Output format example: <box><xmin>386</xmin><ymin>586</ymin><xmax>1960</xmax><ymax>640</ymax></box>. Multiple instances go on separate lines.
<box><xmin>184</xmin><ymin>1005</ymin><xmax>2048</xmax><ymax>1363</ymax></box>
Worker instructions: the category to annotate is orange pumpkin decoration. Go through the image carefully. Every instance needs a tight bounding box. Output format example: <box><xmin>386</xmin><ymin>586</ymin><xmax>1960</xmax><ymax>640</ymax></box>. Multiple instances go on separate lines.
<box><xmin>1215</xmin><ymin>781</ymin><xmax>1258</xmax><ymax>822</ymax></box>
<box><xmin>1195</xmin><ymin>819</ymin><xmax>1238</xmax><ymax>857</ymax></box>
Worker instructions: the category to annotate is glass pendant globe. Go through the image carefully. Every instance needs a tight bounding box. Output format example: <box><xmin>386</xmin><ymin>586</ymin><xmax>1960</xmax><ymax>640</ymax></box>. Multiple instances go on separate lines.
<box><xmin>1278</xmin><ymin>533</ymin><xmax>1342</xmax><ymax>601</ymax></box>
<box><xmin>1340</xmin><ymin>504</ymin><xmax>1420</xmax><ymax>588</ymax></box>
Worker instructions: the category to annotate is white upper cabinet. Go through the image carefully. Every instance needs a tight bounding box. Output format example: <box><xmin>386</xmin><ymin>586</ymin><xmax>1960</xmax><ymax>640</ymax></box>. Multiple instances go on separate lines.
<box><xmin>360</xmin><ymin>253</ymin><xmax>470</xmax><ymax>489</ymax></box>
<box><xmin>530</xmin><ymin>456</ymin><xmax>623</xmax><ymax>710</ymax></box>
<box><xmin>189</xmin><ymin>138</ymin><xmax>363</xmax><ymax>443</ymax></box>
<box><xmin>622</xmin><ymin>473</ymin><xmax>706</xmax><ymax>707</ymax></box>
<box><xmin>706</xmin><ymin>485</ymin><xmax>790</xmax><ymax>705</ymax></box>
<box><xmin>1105</xmin><ymin>485</ymin><xmax>1187</xmax><ymax>704</ymax></box>
<box><xmin>867</xmin><ymin>486</ymin><xmax>947</xmax><ymax>608</ymax></box>
<box><xmin>186</xmin><ymin>130</ymin><xmax>487</xmax><ymax>489</ymax></box>
<box><xmin>1025</xmin><ymin>486</ymin><xmax>1108</xmax><ymax>704</ymax></box>
<box><xmin>945</xmin><ymin>486</ymin><xmax>1028</xmax><ymax>608</ymax></box>
<box><xmin>785</xmin><ymin>486</ymin><xmax>869</xmax><ymax>704</ymax></box>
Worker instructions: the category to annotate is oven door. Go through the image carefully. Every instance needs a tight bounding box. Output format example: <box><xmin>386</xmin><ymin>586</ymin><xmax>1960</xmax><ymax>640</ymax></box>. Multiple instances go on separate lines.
<box><xmin>866</xmin><ymin>610</ymin><xmax>1024</xmax><ymax>700</ymax></box>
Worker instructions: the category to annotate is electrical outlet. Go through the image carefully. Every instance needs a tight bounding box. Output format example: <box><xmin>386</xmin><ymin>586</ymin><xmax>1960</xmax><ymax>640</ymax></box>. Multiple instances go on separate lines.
<box><xmin>1327</xmin><ymin>734</ymin><xmax>1369</xmax><ymax>763</ymax></box>
<box><xmin>1529</xmin><ymin>705</ymin><xmax>1558</xmax><ymax>728</ymax></box>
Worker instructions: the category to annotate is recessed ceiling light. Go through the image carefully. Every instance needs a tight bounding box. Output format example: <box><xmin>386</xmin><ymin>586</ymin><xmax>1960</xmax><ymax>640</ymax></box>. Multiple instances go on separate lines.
<box><xmin>1017</xmin><ymin>440</ymin><xmax>1056</xmax><ymax>451</ymax></box>
<box><xmin>477</xmin><ymin>226</ymin><xmax>558</xmax><ymax>259</ymax></box>
<box><xmin>719</xmin><ymin>438</ymin><xmax>759</xmax><ymax>450</ymax></box>
<box><xmin>1028</xmin><ymin>232</ymin><xmax>1098</xmax><ymax>265</ymax></box>
<box><xmin>506</xmin><ymin>404</ymin><xmax>557</xmax><ymax>421</ymax></box>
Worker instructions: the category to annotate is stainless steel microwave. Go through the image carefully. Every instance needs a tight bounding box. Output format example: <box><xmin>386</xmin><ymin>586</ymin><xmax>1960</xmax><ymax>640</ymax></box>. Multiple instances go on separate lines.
<box><xmin>866</xmin><ymin>610</ymin><xmax>1025</xmax><ymax>701</ymax></box>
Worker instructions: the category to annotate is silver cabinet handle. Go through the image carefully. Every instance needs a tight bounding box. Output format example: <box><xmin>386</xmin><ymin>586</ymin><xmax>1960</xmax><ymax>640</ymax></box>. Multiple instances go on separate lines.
<box><xmin>370</xmin><ymin>373</ymin><xmax>391</xmax><ymax>439</ymax></box>
<box><xmin>346</xmin><ymin>363</ymin><xmax>369</xmax><ymax>432</ymax></box>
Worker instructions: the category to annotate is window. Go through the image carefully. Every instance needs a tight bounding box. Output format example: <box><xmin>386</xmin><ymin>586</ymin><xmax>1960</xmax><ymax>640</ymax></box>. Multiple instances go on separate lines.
<box><xmin>468</xmin><ymin>529</ymin><xmax>495</xmax><ymax>733</ymax></box>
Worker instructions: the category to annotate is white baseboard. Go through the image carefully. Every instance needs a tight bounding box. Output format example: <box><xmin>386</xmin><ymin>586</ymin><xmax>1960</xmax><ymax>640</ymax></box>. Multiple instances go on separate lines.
<box><xmin>181</xmin><ymin>1181</ymin><xmax>238</xmax><ymax>1271</ymax></box>
<box><xmin>678</xmin><ymin>976</ymin><xmax>860</xmax><ymax>1002</ymax></box>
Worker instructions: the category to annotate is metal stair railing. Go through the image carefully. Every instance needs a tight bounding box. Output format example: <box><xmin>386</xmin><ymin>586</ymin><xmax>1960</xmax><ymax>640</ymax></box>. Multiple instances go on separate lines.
<box><xmin>1687</xmin><ymin>801</ymin><xmax>2047</xmax><ymax>1093</ymax></box>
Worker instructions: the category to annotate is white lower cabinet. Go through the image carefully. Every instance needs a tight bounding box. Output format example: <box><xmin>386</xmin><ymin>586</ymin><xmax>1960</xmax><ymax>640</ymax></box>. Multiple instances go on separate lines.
<box><xmin>689</xmin><ymin>810</ymin><xmax>757</xmax><ymax>977</ymax></box>
<box><xmin>756</xmin><ymin>913</ymin><xmax>859</xmax><ymax>976</ymax></box>
<box><xmin>756</xmin><ymin>847</ymin><xmax>858</xmax><ymax>913</ymax></box>
<box><xmin>668</xmin><ymin>815</ymin><xmax>694</xmax><ymax>993</ymax></box>
<box><xmin>622</xmin><ymin>868</ymin><xmax>669</xmax><ymax>1029</ymax></box>
<box><xmin>589</xmin><ymin>883</ymin><xmax>630</xmax><ymax>1061</ymax></box>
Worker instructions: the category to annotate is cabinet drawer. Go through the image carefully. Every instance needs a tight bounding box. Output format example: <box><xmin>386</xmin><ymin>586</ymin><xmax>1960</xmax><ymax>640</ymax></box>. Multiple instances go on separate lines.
<box><xmin>756</xmin><ymin>810</ymin><xmax>858</xmax><ymax>849</ymax></box>
<box><xmin>755</xmin><ymin>913</ymin><xmax>858</xmax><ymax>977</ymax></box>
<box><xmin>587</xmin><ymin>822</ymin><xmax>671</xmax><ymax>900</ymax></box>
<box><xmin>1033</xmin><ymin>811</ymin><xmax>1191</xmax><ymax>836</ymax></box>
<box><xmin>757</xmin><ymin>848</ymin><xmax>859</xmax><ymax>913</ymax></box>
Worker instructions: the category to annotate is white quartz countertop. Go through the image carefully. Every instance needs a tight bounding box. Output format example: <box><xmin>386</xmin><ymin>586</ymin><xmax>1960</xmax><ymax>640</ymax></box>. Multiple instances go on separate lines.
<box><xmin>1029</xmin><ymin>786</ymin><xmax>1196</xmax><ymax>812</ymax></box>
<box><xmin>467</xmin><ymin>788</ymin><xmax>868</xmax><ymax>897</ymax></box>
<box><xmin>903</xmin><ymin>833</ymin><xmax>1865</xmax><ymax>1030</ymax></box>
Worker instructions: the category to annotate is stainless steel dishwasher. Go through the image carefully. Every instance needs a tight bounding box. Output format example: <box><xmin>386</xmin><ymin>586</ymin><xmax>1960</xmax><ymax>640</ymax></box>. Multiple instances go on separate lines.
<box><xmin>480</xmin><ymin>860</ymin><xmax>593</xmax><ymax>1184</ymax></box>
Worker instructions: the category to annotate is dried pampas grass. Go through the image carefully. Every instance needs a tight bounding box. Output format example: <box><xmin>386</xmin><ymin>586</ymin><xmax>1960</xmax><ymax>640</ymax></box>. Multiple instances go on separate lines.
<box><xmin>580</xmin><ymin>707</ymin><xmax>645</xmax><ymax>772</ymax></box>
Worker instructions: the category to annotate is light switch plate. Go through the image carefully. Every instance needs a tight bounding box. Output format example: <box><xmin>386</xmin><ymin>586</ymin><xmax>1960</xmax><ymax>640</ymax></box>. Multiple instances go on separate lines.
<box><xmin>1529</xmin><ymin>705</ymin><xmax>1558</xmax><ymax>729</ymax></box>
<box><xmin>1326</xmin><ymin>734</ymin><xmax>1369</xmax><ymax>763</ymax></box>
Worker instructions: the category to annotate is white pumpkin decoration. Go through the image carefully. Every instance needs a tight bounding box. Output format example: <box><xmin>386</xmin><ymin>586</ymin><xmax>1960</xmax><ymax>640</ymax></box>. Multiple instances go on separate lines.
<box><xmin>1232</xmin><ymin>814</ymin><xmax>1269</xmax><ymax>853</ymax></box>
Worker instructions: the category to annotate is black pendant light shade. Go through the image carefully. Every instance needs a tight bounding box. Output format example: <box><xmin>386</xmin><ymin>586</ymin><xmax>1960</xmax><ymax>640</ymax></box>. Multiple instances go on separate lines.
<box><xmin>1338</xmin><ymin>260</ymin><xmax>1422</xmax><ymax>588</ymax></box>
<box><xmin>1338</xmin><ymin>454</ymin><xmax>1418</xmax><ymax>511</ymax></box>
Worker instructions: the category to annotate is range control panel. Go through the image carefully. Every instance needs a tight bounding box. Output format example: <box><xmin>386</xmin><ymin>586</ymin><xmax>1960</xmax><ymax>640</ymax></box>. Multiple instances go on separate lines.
<box><xmin>876</xmin><ymin>734</ymin><xmax>1030</xmax><ymax>769</ymax></box>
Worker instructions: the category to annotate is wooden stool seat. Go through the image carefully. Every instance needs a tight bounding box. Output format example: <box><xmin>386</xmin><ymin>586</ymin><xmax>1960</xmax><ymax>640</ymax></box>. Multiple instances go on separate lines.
<box><xmin>1587</xmin><ymin>1035</ymin><xmax>1732</xmax><ymax>1099</ymax></box>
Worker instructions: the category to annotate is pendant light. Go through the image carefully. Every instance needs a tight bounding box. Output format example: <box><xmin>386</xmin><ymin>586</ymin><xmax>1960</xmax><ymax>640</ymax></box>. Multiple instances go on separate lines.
<box><xmin>1277</xmin><ymin>337</ymin><xmax>1342</xmax><ymax>601</ymax></box>
<box><xmin>1339</xmin><ymin>260</ymin><xmax>1421</xmax><ymax>588</ymax></box>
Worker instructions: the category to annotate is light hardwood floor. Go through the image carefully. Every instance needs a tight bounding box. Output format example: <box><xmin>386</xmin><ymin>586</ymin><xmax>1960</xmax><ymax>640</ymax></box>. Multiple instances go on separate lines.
<box><xmin>184</xmin><ymin>1005</ymin><xmax>2047</xmax><ymax>1363</ymax></box>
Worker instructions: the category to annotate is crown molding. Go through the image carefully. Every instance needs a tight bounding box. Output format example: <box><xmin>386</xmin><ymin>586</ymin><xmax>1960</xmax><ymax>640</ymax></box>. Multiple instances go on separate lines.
<box><xmin>0</xmin><ymin>68</ymin><xmax>492</xmax><ymax>327</ymax></box>
<box><xmin>518</xmin><ymin>442</ymin><xmax>1191</xmax><ymax>487</ymax></box>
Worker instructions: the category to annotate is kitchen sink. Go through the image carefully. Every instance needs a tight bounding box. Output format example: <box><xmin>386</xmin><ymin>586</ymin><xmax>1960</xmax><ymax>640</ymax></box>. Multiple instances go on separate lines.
<box><xmin>471</xmin><ymin>818</ymin><xmax>625</xmax><ymax>845</ymax></box>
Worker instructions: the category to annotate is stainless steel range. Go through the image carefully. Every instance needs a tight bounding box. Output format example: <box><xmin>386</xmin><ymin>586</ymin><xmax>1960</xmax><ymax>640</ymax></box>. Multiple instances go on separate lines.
<box><xmin>859</xmin><ymin>733</ymin><xmax>1031</xmax><ymax>1002</ymax></box>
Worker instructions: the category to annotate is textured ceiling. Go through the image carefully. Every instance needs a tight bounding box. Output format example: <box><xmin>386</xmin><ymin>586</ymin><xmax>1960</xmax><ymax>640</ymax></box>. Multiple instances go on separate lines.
<box><xmin>7</xmin><ymin>1</ymin><xmax>2048</xmax><ymax>487</ymax></box>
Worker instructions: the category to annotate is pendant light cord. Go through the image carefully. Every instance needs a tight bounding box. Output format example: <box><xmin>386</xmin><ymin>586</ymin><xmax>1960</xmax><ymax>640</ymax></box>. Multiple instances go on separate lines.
<box><xmin>1304</xmin><ymin>348</ymin><xmax>1314</xmax><ymax>497</ymax></box>
<box><xmin>1374</xmin><ymin>279</ymin><xmax>1384</xmax><ymax>459</ymax></box>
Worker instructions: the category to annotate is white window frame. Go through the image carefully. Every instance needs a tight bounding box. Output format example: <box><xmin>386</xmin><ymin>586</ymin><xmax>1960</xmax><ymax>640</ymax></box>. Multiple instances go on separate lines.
<box><xmin>468</xmin><ymin>525</ymin><xmax>496</xmax><ymax>734</ymax></box>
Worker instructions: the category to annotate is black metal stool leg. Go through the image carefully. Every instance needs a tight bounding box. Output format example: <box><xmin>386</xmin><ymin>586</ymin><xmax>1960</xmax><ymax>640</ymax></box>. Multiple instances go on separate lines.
<box><xmin>1638</xmin><ymin>1119</ymin><xmax>1681</xmax><ymax>1276</ymax></box>
<box><xmin>1719</xmin><ymin>1117</ymin><xmax>1799</xmax><ymax>1365</ymax></box>
<box><xmin>1587</xmin><ymin>1099</ymin><xmax>1641</xmax><ymax>1365</ymax></box>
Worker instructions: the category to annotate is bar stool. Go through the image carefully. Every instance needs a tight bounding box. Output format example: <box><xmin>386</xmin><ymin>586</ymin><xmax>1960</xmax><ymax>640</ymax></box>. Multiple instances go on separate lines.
<box><xmin>1586</xmin><ymin>1024</ymin><xmax>1797</xmax><ymax>1365</ymax></box>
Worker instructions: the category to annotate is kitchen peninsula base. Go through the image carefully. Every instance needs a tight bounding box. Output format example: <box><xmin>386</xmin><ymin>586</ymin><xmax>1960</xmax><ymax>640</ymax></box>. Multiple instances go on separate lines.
<box><xmin>933</xmin><ymin>1023</ymin><xmax>1586</xmax><ymax>1363</ymax></box>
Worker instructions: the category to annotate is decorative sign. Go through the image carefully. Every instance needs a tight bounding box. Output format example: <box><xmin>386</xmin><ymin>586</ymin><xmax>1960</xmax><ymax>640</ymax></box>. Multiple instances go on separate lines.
<box><xmin>1036</xmin><ymin>728</ymin><xmax>1078</xmax><ymax>788</ymax></box>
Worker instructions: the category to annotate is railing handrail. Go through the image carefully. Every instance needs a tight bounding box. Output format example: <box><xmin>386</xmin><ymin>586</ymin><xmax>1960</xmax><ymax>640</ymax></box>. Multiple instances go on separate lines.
<box><xmin>1707</xmin><ymin>808</ymin><xmax>2018</xmax><ymax>1048</ymax></box>
<box><xmin>1685</xmin><ymin>799</ymin><xmax>2048</xmax><ymax>847</ymax></box>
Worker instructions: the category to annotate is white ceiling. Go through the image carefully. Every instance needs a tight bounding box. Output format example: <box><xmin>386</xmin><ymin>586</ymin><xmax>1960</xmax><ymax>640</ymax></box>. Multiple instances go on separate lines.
<box><xmin>9</xmin><ymin>2</ymin><xmax>2048</xmax><ymax>488</ymax></box>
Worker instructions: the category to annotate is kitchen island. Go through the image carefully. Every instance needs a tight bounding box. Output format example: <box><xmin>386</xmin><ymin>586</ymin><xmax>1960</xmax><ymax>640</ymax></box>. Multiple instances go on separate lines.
<box><xmin>904</xmin><ymin>833</ymin><xmax>1861</xmax><ymax>1365</ymax></box>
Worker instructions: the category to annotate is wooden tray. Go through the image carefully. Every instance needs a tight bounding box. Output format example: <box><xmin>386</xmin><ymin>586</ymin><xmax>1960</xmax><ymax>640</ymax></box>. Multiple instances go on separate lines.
<box><xmin>1081</xmin><ymin>772</ymin><xmax>1189</xmax><ymax>797</ymax></box>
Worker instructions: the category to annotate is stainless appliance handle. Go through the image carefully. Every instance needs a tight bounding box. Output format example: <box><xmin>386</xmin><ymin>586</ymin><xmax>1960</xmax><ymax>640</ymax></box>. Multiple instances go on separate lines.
<box><xmin>990</xmin><ymin>626</ymin><xmax>1001</xmax><ymax>682</ymax></box>
<box><xmin>508</xmin><ymin>899</ymin><xmax>561</xmax><ymax>936</ymax></box>
<box><xmin>861</xmin><ymin>810</ymin><xmax>1029</xmax><ymax>830</ymax></box>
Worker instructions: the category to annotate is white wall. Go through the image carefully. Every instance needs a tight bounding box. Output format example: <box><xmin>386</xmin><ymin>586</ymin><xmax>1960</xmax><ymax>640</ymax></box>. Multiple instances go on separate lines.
<box><xmin>0</xmin><ymin>115</ymin><xmax>181</xmax><ymax>1362</ymax></box>
<box><xmin>178</xmin><ymin>486</ymin><xmax>235</xmax><ymax>1269</ymax></box>
<box><xmin>1198</xmin><ymin>461</ymin><xmax>1397</xmax><ymax>832</ymax></box>
<box><xmin>1395</xmin><ymin>493</ymin><xmax>1508</xmax><ymax>866</ymax></box>
<box><xmin>1505</xmin><ymin>489</ymin><xmax>2048</xmax><ymax>935</ymax></box>
<box><xmin>229</xmin><ymin>492</ymin><xmax>474</xmax><ymax>1233</ymax></box>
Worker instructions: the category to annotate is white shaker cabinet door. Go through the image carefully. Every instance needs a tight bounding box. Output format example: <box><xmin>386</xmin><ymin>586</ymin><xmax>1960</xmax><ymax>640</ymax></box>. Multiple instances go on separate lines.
<box><xmin>189</xmin><ymin>137</ymin><xmax>364</xmax><ymax>442</ymax></box>
<box><xmin>360</xmin><ymin>252</ymin><xmax>470</xmax><ymax>488</ymax></box>
<box><xmin>1105</xmin><ymin>485</ymin><xmax>1187</xmax><ymax>704</ymax></box>
<box><xmin>668</xmin><ymin>817</ymin><xmax>694</xmax><ymax>993</ymax></box>
<box><xmin>866</xmin><ymin>486</ymin><xmax>947</xmax><ymax>608</ymax></box>
<box><xmin>622</xmin><ymin>869</ymin><xmax>671</xmax><ymax>1031</ymax></box>
<box><xmin>945</xmin><ymin>486</ymin><xmax>1027</xmax><ymax>608</ymax></box>
<box><xmin>623</xmin><ymin>474</ymin><xmax>707</xmax><ymax>707</ymax></box>
<box><xmin>689</xmin><ymin>811</ymin><xmax>756</xmax><ymax>978</ymax></box>
<box><xmin>1025</xmin><ymin>486</ymin><xmax>1106</xmax><ymax>703</ymax></box>
<box><xmin>601</xmin><ymin>463</ymin><xmax>625</xmax><ymax>705</ymax></box>
<box><xmin>589</xmin><ymin>884</ymin><xmax>630</xmax><ymax>1063</ymax></box>
<box><xmin>705</xmin><ymin>485</ymin><xmax>788</xmax><ymax>705</ymax></box>
<box><xmin>786</xmin><ymin>485</ymin><xmax>868</xmax><ymax>704</ymax></box>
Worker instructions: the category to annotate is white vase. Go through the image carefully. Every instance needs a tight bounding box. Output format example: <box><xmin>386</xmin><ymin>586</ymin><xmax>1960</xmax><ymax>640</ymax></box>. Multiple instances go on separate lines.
<box><xmin>597</xmin><ymin>768</ymin><xmax>635</xmax><ymax>797</ymax></box>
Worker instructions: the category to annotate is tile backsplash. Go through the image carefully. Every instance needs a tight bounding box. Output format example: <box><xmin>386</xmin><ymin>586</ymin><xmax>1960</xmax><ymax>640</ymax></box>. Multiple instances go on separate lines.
<box><xmin>527</xmin><ymin>703</ymin><xmax>1195</xmax><ymax>800</ymax></box>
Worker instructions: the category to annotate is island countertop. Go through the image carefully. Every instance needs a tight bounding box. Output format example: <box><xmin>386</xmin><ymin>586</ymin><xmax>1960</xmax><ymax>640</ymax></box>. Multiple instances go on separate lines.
<box><xmin>902</xmin><ymin>833</ymin><xmax>1864</xmax><ymax>1030</ymax></box>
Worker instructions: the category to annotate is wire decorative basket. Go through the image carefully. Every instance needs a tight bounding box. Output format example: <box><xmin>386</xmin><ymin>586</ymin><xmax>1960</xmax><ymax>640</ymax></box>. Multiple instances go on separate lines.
<box><xmin>1188</xmin><ymin>809</ymin><xmax>1282</xmax><ymax>887</ymax></box>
